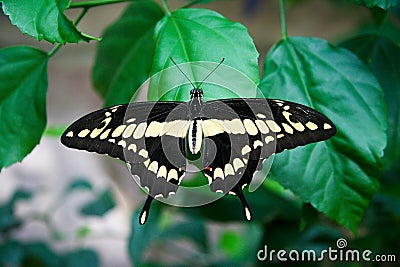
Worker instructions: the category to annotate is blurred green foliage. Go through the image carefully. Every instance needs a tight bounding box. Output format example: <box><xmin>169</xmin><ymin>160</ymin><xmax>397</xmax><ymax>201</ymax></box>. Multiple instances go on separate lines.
<box><xmin>0</xmin><ymin>178</ymin><xmax>107</xmax><ymax>266</ymax></box>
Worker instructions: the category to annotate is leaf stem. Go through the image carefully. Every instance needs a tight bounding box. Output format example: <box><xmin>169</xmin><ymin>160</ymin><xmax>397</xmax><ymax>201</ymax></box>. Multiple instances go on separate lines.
<box><xmin>162</xmin><ymin>0</ymin><xmax>172</xmax><ymax>15</ymax></box>
<box><xmin>279</xmin><ymin>0</ymin><xmax>288</xmax><ymax>39</ymax></box>
<box><xmin>48</xmin><ymin>7</ymin><xmax>90</xmax><ymax>57</ymax></box>
<box><xmin>69</xmin><ymin>0</ymin><xmax>133</xmax><ymax>8</ymax></box>
<box><xmin>48</xmin><ymin>44</ymin><xmax>62</xmax><ymax>57</ymax></box>
<box><xmin>75</xmin><ymin>7</ymin><xmax>89</xmax><ymax>25</ymax></box>
<box><xmin>182</xmin><ymin>0</ymin><xmax>204</xmax><ymax>8</ymax></box>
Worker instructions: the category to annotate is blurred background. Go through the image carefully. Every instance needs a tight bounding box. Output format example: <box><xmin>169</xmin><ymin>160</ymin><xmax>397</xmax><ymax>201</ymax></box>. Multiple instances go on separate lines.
<box><xmin>1</xmin><ymin>0</ymin><xmax>398</xmax><ymax>266</ymax></box>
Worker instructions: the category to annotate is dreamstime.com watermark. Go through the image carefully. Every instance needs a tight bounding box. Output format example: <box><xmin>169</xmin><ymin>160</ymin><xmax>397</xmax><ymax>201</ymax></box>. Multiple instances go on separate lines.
<box><xmin>257</xmin><ymin>238</ymin><xmax>397</xmax><ymax>263</ymax></box>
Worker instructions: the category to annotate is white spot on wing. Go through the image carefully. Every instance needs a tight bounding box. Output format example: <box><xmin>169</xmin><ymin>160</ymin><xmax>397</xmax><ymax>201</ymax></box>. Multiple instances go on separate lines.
<box><xmin>140</xmin><ymin>211</ymin><xmax>147</xmax><ymax>225</ymax></box>
<box><xmin>112</xmin><ymin>125</ymin><xmax>127</xmax><ymax>138</ymax></box>
<box><xmin>245</xmin><ymin>207</ymin><xmax>251</xmax><ymax>220</ymax></box>
<box><xmin>282</xmin><ymin>111</ymin><xmax>305</xmax><ymax>132</ymax></box>
<box><xmin>265</xmin><ymin>120</ymin><xmax>281</xmax><ymax>132</ymax></box>
<box><xmin>143</xmin><ymin>159</ymin><xmax>150</xmax><ymax>167</ymax></box>
<box><xmin>117</xmin><ymin>140</ymin><xmax>126</xmax><ymax>148</ymax></box>
<box><xmin>145</xmin><ymin>121</ymin><xmax>164</xmax><ymax>137</ymax></box>
<box><xmin>265</xmin><ymin>136</ymin><xmax>274</xmax><ymax>144</ymax></box>
<box><xmin>163</xmin><ymin>120</ymin><xmax>190</xmax><ymax>138</ymax></box>
<box><xmin>133</xmin><ymin>123</ymin><xmax>147</xmax><ymax>139</ymax></box>
<box><xmin>90</xmin><ymin>117</ymin><xmax>112</xmax><ymax>138</ymax></box>
<box><xmin>66</xmin><ymin>131</ymin><xmax>73</xmax><ymax>137</ymax></box>
<box><xmin>324</xmin><ymin>123</ymin><xmax>332</xmax><ymax>130</ymax></box>
<box><xmin>306</xmin><ymin>121</ymin><xmax>318</xmax><ymax>130</ymax></box>
<box><xmin>255</xmin><ymin>120</ymin><xmax>269</xmax><ymax>134</ymax></box>
<box><xmin>222</xmin><ymin>119</ymin><xmax>246</xmax><ymax>134</ymax></box>
<box><xmin>147</xmin><ymin>161</ymin><xmax>158</xmax><ymax>173</ymax></box>
<box><xmin>214</xmin><ymin>168</ymin><xmax>224</xmax><ymax>180</ymax></box>
<box><xmin>201</xmin><ymin>119</ymin><xmax>225</xmax><ymax>137</ymax></box>
<box><xmin>157</xmin><ymin>165</ymin><xmax>167</xmax><ymax>178</ymax></box>
<box><xmin>224</xmin><ymin>164</ymin><xmax>235</xmax><ymax>176</ymax></box>
<box><xmin>241</xmin><ymin>145</ymin><xmax>251</xmax><ymax>155</ymax></box>
<box><xmin>128</xmin><ymin>144</ymin><xmax>137</xmax><ymax>152</ymax></box>
<box><xmin>122</xmin><ymin>124</ymin><xmax>136</xmax><ymax>138</ymax></box>
<box><xmin>256</xmin><ymin>113</ymin><xmax>266</xmax><ymax>119</ymax></box>
<box><xmin>282</xmin><ymin>123</ymin><xmax>294</xmax><ymax>134</ymax></box>
<box><xmin>167</xmin><ymin>169</ymin><xmax>178</xmax><ymax>181</ymax></box>
<box><xmin>253</xmin><ymin>140</ymin><xmax>263</xmax><ymax>149</ymax></box>
<box><xmin>233</xmin><ymin>158</ymin><xmax>245</xmax><ymax>171</ymax></box>
<box><xmin>78</xmin><ymin>129</ymin><xmax>90</xmax><ymax>138</ymax></box>
<box><xmin>139</xmin><ymin>149</ymin><xmax>148</xmax><ymax>158</ymax></box>
<box><xmin>100</xmin><ymin>129</ymin><xmax>111</xmax><ymax>140</ymax></box>
<box><xmin>243</xmin><ymin>119</ymin><xmax>258</xmax><ymax>135</ymax></box>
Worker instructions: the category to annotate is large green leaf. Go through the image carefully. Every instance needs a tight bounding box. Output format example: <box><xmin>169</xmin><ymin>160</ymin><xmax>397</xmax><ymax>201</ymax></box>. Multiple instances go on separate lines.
<box><xmin>149</xmin><ymin>8</ymin><xmax>259</xmax><ymax>101</ymax></box>
<box><xmin>0</xmin><ymin>46</ymin><xmax>48</xmax><ymax>171</ymax></box>
<box><xmin>128</xmin><ymin>204</ymin><xmax>209</xmax><ymax>266</ymax></box>
<box><xmin>61</xmin><ymin>249</ymin><xmax>99</xmax><ymax>267</ymax></box>
<box><xmin>80</xmin><ymin>189</ymin><xmax>115</xmax><ymax>216</ymax></box>
<box><xmin>0</xmin><ymin>189</ymin><xmax>32</xmax><ymax>232</ymax></box>
<box><xmin>129</xmin><ymin>205</ymin><xmax>162</xmax><ymax>267</ymax></box>
<box><xmin>92</xmin><ymin>1</ymin><xmax>164</xmax><ymax>106</ymax></box>
<box><xmin>1</xmin><ymin>0</ymin><xmax>90</xmax><ymax>43</ymax></box>
<box><xmin>181</xmin><ymin>187</ymin><xmax>300</xmax><ymax>222</ymax></box>
<box><xmin>341</xmin><ymin>34</ymin><xmax>400</xmax><ymax>168</ymax></box>
<box><xmin>259</xmin><ymin>37</ymin><xmax>387</xmax><ymax>233</ymax></box>
<box><xmin>348</xmin><ymin>0</ymin><xmax>400</xmax><ymax>9</ymax></box>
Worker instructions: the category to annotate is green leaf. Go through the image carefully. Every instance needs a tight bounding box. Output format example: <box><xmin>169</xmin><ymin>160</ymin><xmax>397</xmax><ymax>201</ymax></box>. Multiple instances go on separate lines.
<box><xmin>76</xmin><ymin>226</ymin><xmax>91</xmax><ymax>239</ymax></box>
<box><xmin>1</xmin><ymin>0</ymin><xmax>90</xmax><ymax>43</ymax></box>
<box><xmin>43</xmin><ymin>125</ymin><xmax>68</xmax><ymax>137</ymax></box>
<box><xmin>128</xmin><ymin>204</ymin><xmax>162</xmax><ymax>267</ymax></box>
<box><xmin>10</xmin><ymin>189</ymin><xmax>33</xmax><ymax>204</ymax></box>
<box><xmin>80</xmin><ymin>189</ymin><xmax>115</xmax><ymax>216</ymax></box>
<box><xmin>61</xmin><ymin>249</ymin><xmax>99</xmax><ymax>267</ymax></box>
<box><xmin>219</xmin><ymin>224</ymin><xmax>262</xmax><ymax>263</ymax></box>
<box><xmin>348</xmin><ymin>0</ymin><xmax>400</xmax><ymax>9</ymax></box>
<box><xmin>0</xmin><ymin>46</ymin><xmax>48</xmax><ymax>171</ymax></box>
<box><xmin>0</xmin><ymin>189</ymin><xmax>32</xmax><ymax>232</ymax></box>
<box><xmin>0</xmin><ymin>241</ymin><xmax>23</xmax><ymax>266</ymax></box>
<box><xmin>181</xmin><ymin>187</ymin><xmax>300</xmax><ymax>222</ymax></box>
<box><xmin>23</xmin><ymin>242</ymin><xmax>60</xmax><ymax>267</ymax></box>
<box><xmin>66</xmin><ymin>178</ymin><xmax>93</xmax><ymax>193</ymax></box>
<box><xmin>92</xmin><ymin>1</ymin><xmax>164</xmax><ymax>106</ymax></box>
<box><xmin>150</xmin><ymin>8</ymin><xmax>259</xmax><ymax>101</ymax></box>
<box><xmin>158</xmin><ymin>220</ymin><xmax>208</xmax><ymax>251</ymax></box>
<box><xmin>341</xmin><ymin>34</ymin><xmax>400</xmax><ymax>168</ymax></box>
<box><xmin>259</xmin><ymin>37</ymin><xmax>387</xmax><ymax>233</ymax></box>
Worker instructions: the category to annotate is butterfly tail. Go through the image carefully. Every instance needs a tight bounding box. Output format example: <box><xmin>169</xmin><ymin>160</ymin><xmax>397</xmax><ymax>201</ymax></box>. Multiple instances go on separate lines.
<box><xmin>233</xmin><ymin>186</ymin><xmax>252</xmax><ymax>221</ymax></box>
<box><xmin>139</xmin><ymin>195</ymin><xmax>154</xmax><ymax>225</ymax></box>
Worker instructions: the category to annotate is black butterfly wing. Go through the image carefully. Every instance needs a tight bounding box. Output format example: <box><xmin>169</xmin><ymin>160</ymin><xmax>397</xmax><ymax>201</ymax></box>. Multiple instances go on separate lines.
<box><xmin>61</xmin><ymin>101</ymin><xmax>189</xmax><ymax>224</ymax></box>
<box><xmin>201</xmin><ymin>98</ymin><xmax>336</xmax><ymax>220</ymax></box>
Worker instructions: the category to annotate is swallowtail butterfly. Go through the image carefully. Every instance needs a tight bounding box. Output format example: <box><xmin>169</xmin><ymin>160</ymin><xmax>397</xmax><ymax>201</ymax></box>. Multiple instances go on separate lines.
<box><xmin>61</xmin><ymin>59</ymin><xmax>336</xmax><ymax>224</ymax></box>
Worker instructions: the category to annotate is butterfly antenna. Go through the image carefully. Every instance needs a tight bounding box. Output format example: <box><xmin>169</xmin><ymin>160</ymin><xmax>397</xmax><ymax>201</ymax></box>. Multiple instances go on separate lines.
<box><xmin>170</xmin><ymin>57</ymin><xmax>196</xmax><ymax>89</ymax></box>
<box><xmin>197</xmin><ymin>58</ymin><xmax>225</xmax><ymax>88</ymax></box>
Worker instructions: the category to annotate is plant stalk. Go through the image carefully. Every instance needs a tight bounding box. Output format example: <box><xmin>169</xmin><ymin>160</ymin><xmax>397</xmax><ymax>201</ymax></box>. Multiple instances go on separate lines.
<box><xmin>162</xmin><ymin>0</ymin><xmax>172</xmax><ymax>15</ymax></box>
<box><xmin>69</xmin><ymin>0</ymin><xmax>133</xmax><ymax>8</ymax></box>
<box><xmin>279</xmin><ymin>0</ymin><xmax>288</xmax><ymax>39</ymax></box>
